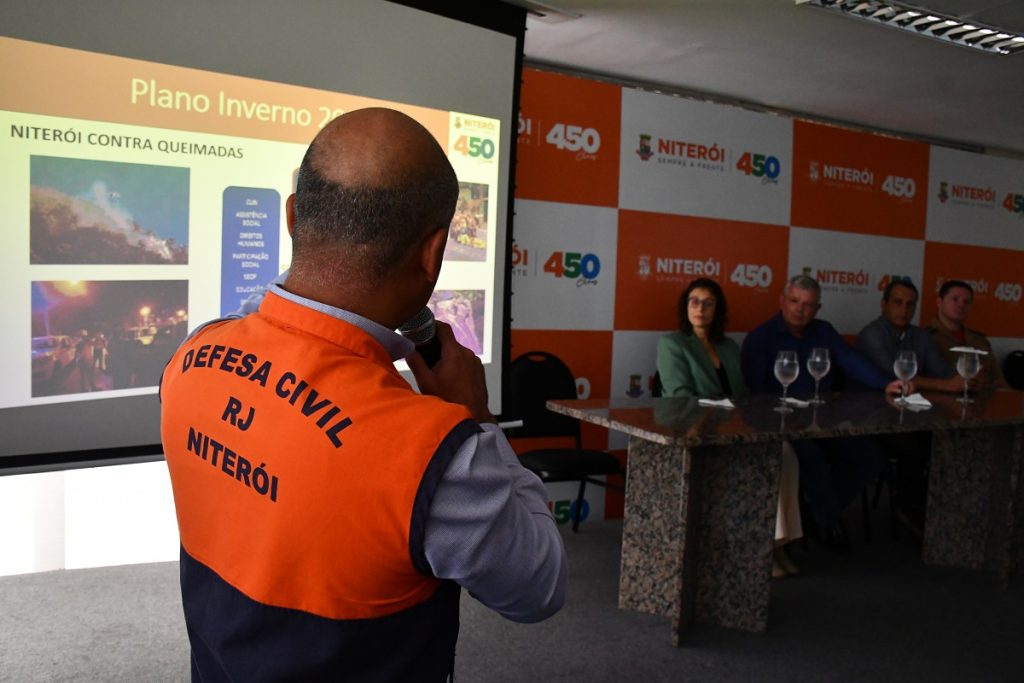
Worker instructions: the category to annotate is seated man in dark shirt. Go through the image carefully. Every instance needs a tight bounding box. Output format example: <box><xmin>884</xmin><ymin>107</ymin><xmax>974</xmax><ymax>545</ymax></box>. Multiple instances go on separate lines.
<box><xmin>856</xmin><ymin>278</ymin><xmax>964</xmax><ymax>393</ymax></box>
<box><xmin>742</xmin><ymin>274</ymin><xmax>906</xmax><ymax>550</ymax></box>
<box><xmin>856</xmin><ymin>278</ymin><xmax>967</xmax><ymax>537</ymax></box>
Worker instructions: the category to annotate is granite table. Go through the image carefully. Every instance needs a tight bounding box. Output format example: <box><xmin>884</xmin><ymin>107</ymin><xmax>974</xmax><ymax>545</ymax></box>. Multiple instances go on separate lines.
<box><xmin>548</xmin><ymin>390</ymin><xmax>1024</xmax><ymax>645</ymax></box>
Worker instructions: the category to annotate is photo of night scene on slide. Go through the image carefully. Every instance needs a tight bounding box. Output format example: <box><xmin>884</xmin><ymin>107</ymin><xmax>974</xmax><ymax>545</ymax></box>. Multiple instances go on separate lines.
<box><xmin>31</xmin><ymin>280</ymin><xmax>188</xmax><ymax>398</ymax></box>
<box><xmin>30</xmin><ymin>156</ymin><xmax>189</xmax><ymax>264</ymax></box>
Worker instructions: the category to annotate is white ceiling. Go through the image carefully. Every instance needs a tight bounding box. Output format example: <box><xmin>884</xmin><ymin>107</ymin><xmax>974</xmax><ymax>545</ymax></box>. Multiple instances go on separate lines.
<box><xmin>520</xmin><ymin>0</ymin><xmax>1024</xmax><ymax>156</ymax></box>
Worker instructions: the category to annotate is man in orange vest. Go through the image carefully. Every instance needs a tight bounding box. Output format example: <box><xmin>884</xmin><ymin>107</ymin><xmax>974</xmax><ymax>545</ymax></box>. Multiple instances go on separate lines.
<box><xmin>161</xmin><ymin>108</ymin><xmax>567</xmax><ymax>682</ymax></box>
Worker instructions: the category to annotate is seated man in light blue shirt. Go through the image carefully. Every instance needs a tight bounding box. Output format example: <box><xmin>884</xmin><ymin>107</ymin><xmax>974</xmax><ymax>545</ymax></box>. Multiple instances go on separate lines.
<box><xmin>856</xmin><ymin>278</ymin><xmax>965</xmax><ymax>538</ymax></box>
<box><xmin>856</xmin><ymin>278</ymin><xmax>965</xmax><ymax>394</ymax></box>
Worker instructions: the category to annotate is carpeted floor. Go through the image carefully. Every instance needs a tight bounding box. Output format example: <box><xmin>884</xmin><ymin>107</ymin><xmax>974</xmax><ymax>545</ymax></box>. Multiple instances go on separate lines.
<box><xmin>2</xmin><ymin>515</ymin><xmax>1022</xmax><ymax>682</ymax></box>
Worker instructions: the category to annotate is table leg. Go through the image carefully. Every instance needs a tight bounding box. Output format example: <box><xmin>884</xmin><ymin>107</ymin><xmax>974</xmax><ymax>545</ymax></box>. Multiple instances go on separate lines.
<box><xmin>1015</xmin><ymin>432</ymin><xmax>1024</xmax><ymax>580</ymax></box>
<box><xmin>619</xmin><ymin>436</ymin><xmax>781</xmax><ymax>644</ymax></box>
<box><xmin>923</xmin><ymin>426</ymin><xmax>1023</xmax><ymax>586</ymax></box>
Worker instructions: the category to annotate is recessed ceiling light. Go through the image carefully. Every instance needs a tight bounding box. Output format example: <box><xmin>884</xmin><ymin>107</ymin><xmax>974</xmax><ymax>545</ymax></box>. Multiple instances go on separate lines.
<box><xmin>796</xmin><ymin>0</ymin><xmax>1024</xmax><ymax>55</ymax></box>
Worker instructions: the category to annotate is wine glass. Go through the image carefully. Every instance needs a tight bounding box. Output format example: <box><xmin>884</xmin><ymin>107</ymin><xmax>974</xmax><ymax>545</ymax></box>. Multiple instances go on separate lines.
<box><xmin>774</xmin><ymin>350</ymin><xmax>800</xmax><ymax>413</ymax></box>
<box><xmin>807</xmin><ymin>347</ymin><xmax>831</xmax><ymax>405</ymax></box>
<box><xmin>956</xmin><ymin>352</ymin><xmax>980</xmax><ymax>404</ymax></box>
<box><xmin>893</xmin><ymin>350</ymin><xmax>918</xmax><ymax>404</ymax></box>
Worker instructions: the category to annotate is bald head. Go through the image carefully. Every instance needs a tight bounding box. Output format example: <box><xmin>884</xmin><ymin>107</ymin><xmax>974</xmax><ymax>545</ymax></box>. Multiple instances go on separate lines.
<box><xmin>291</xmin><ymin>108</ymin><xmax>458</xmax><ymax>282</ymax></box>
<box><xmin>308</xmin><ymin>108</ymin><xmax>448</xmax><ymax>190</ymax></box>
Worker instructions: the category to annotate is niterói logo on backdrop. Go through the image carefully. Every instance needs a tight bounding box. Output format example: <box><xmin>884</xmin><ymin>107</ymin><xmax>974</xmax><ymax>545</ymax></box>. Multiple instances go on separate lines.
<box><xmin>807</xmin><ymin>159</ymin><xmax>919</xmax><ymax>203</ymax></box>
<box><xmin>936</xmin><ymin>179</ymin><xmax>998</xmax><ymax>210</ymax></box>
<box><xmin>635</xmin><ymin>253</ymin><xmax>723</xmax><ymax>285</ymax></box>
<box><xmin>802</xmin><ymin>264</ymin><xmax>874</xmax><ymax>295</ymax></box>
<box><xmin>636</xmin><ymin>134</ymin><xmax>654</xmax><ymax>161</ymax></box>
<box><xmin>636</xmin><ymin>132</ymin><xmax>783</xmax><ymax>184</ymax></box>
<box><xmin>637</xmin><ymin>255</ymin><xmax>652</xmax><ymax>281</ymax></box>
<box><xmin>650</xmin><ymin>136</ymin><xmax>727</xmax><ymax>172</ymax></box>
<box><xmin>936</xmin><ymin>179</ymin><xmax>1024</xmax><ymax>217</ymax></box>
<box><xmin>624</xmin><ymin>372</ymin><xmax>655</xmax><ymax>398</ymax></box>
<box><xmin>510</xmin><ymin>242</ymin><xmax>532</xmax><ymax>279</ymax></box>
<box><xmin>632</xmin><ymin>130</ymin><xmax>727</xmax><ymax>171</ymax></box>
<box><xmin>807</xmin><ymin>160</ymin><xmax>874</xmax><ymax>193</ymax></box>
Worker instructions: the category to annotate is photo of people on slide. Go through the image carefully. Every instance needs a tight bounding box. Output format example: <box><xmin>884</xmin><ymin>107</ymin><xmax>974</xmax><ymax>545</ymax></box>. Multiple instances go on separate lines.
<box><xmin>30</xmin><ymin>156</ymin><xmax>189</xmax><ymax>264</ymax></box>
<box><xmin>445</xmin><ymin>182</ymin><xmax>489</xmax><ymax>261</ymax></box>
<box><xmin>31</xmin><ymin>280</ymin><xmax>188</xmax><ymax>398</ymax></box>
<box><xmin>428</xmin><ymin>289</ymin><xmax>485</xmax><ymax>355</ymax></box>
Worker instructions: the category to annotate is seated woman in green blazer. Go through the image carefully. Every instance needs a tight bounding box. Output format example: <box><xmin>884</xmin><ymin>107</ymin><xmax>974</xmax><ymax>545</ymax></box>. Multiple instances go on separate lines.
<box><xmin>657</xmin><ymin>278</ymin><xmax>745</xmax><ymax>400</ymax></box>
<box><xmin>657</xmin><ymin>278</ymin><xmax>802</xmax><ymax>578</ymax></box>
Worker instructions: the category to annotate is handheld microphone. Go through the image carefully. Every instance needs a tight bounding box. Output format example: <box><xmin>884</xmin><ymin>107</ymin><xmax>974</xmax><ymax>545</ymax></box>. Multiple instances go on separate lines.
<box><xmin>398</xmin><ymin>307</ymin><xmax>442</xmax><ymax>368</ymax></box>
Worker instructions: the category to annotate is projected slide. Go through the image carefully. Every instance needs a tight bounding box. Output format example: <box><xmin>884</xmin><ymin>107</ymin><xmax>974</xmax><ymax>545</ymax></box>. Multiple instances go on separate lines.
<box><xmin>0</xmin><ymin>36</ymin><xmax>501</xmax><ymax>411</ymax></box>
<box><xmin>31</xmin><ymin>156</ymin><xmax>190</xmax><ymax>265</ymax></box>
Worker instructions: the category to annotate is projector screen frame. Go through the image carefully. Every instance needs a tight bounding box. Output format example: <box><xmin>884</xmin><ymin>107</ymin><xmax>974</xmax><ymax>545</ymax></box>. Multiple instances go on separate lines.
<box><xmin>0</xmin><ymin>0</ymin><xmax>526</xmax><ymax>473</ymax></box>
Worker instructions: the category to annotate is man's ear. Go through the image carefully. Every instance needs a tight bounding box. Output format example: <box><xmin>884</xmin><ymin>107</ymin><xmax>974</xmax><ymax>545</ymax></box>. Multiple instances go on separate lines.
<box><xmin>418</xmin><ymin>227</ymin><xmax>447</xmax><ymax>284</ymax></box>
<box><xmin>285</xmin><ymin>194</ymin><xmax>296</xmax><ymax>238</ymax></box>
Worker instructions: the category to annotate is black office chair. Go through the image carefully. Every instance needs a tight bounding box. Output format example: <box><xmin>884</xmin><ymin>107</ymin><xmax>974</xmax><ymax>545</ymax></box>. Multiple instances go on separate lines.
<box><xmin>502</xmin><ymin>351</ymin><xmax>624</xmax><ymax>532</ymax></box>
<box><xmin>651</xmin><ymin>370</ymin><xmax>663</xmax><ymax>398</ymax></box>
<box><xmin>1004</xmin><ymin>350</ymin><xmax>1024</xmax><ymax>390</ymax></box>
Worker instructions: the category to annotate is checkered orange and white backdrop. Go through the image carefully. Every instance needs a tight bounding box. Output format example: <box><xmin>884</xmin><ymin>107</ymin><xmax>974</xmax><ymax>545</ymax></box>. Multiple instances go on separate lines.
<box><xmin>508</xmin><ymin>68</ymin><xmax>1024</xmax><ymax>525</ymax></box>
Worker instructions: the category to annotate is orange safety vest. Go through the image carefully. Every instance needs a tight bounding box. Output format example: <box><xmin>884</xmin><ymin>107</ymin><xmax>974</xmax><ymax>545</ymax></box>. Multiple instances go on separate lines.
<box><xmin>161</xmin><ymin>291</ymin><xmax>475</xmax><ymax>680</ymax></box>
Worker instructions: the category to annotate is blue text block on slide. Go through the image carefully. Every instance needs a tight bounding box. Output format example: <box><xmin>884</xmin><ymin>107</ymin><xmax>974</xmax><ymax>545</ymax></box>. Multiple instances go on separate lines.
<box><xmin>221</xmin><ymin>187</ymin><xmax>281</xmax><ymax>316</ymax></box>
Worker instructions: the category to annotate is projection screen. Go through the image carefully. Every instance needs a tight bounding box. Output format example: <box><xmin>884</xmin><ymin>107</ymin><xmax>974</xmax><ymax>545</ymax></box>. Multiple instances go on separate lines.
<box><xmin>0</xmin><ymin>0</ymin><xmax>524</xmax><ymax>471</ymax></box>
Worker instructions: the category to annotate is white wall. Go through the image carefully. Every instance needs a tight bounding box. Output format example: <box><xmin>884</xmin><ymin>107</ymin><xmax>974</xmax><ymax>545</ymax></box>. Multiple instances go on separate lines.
<box><xmin>0</xmin><ymin>461</ymin><xmax>179</xmax><ymax>577</ymax></box>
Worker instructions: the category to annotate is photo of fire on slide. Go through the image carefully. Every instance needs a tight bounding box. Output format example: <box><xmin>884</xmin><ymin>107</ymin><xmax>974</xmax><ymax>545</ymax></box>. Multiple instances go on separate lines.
<box><xmin>445</xmin><ymin>182</ymin><xmax>488</xmax><ymax>262</ymax></box>
<box><xmin>30</xmin><ymin>156</ymin><xmax>189</xmax><ymax>264</ymax></box>
<box><xmin>30</xmin><ymin>280</ymin><xmax>188</xmax><ymax>398</ymax></box>
<box><xmin>428</xmin><ymin>289</ymin><xmax>485</xmax><ymax>355</ymax></box>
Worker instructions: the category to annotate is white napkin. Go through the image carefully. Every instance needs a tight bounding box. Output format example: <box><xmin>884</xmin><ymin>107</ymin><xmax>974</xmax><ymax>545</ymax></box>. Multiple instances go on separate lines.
<box><xmin>900</xmin><ymin>392</ymin><xmax>932</xmax><ymax>410</ymax></box>
<box><xmin>782</xmin><ymin>397</ymin><xmax>810</xmax><ymax>408</ymax></box>
<box><xmin>949</xmin><ymin>346</ymin><xmax>988</xmax><ymax>355</ymax></box>
<box><xmin>698</xmin><ymin>398</ymin><xmax>735</xmax><ymax>409</ymax></box>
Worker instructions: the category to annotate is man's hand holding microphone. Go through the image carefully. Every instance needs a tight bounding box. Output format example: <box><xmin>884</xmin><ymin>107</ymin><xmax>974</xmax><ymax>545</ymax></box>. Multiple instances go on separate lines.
<box><xmin>401</xmin><ymin>309</ymin><xmax>495</xmax><ymax>425</ymax></box>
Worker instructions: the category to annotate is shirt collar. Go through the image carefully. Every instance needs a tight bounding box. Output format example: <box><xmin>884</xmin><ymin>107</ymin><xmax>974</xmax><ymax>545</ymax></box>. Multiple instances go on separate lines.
<box><xmin>771</xmin><ymin>312</ymin><xmax>810</xmax><ymax>339</ymax></box>
<box><xmin>269</xmin><ymin>284</ymin><xmax>415</xmax><ymax>362</ymax></box>
<box><xmin>876</xmin><ymin>315</ymin><xmax>908</xmax><ymax>342</ymax></box>
<box><xmin>771</xmin><ymin>312</ymin><xmax>789</xmax><ymax>334</ymax></box>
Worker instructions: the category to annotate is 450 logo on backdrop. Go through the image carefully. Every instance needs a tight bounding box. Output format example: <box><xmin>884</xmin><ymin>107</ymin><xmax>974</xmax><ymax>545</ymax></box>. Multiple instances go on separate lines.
<box><xmin>995</xmin><ymin>282</ymin><xmax>1023</xmax><ymax>302</ymax></box>
<box><xmin>882</xmin><ymin>175</ymin><xmax>916</xmax><ymax>199</ymax></box>
<box><xmin>1004</xmin><ymin>192</ymin><xmax>1024</xmax><ymax>215</ymax></box>
<box><xmin>933</xmin><ymin>277</ymin><xmax>1021</xmax><ymax>302</ymax></box>
<box><xmin>735</xmin><ymin>151</ymin><xmax>782</xmax><ymax>185</ymax></box>
<box><xmin>519</xmin><ymin>115</ymin><xmax>602</xmax><ymax>160</ymax></box>
<box><xmin>729</xmin><ymin>263</ymin><xmax>774</xmax><ymax>288</ymax></box>
<box><xmin>876</xmin><ymin>274</ymin><xmax>912</xmax><ymax>292</ymax></box>
<box><xmin>547</xmin><ymin>498</ymin><xmax>590</xmax><ymax>526</ymax></box>
<box><xmin>511</xmin><ymin>243</ymin><xmax>601</xmax><ymax>287</ymax></box>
